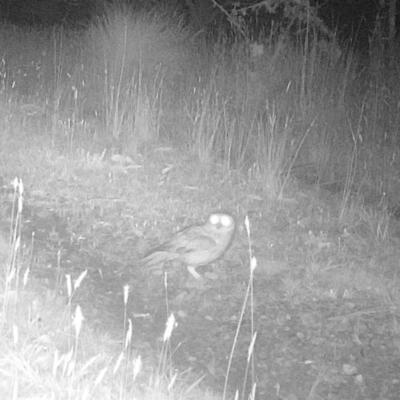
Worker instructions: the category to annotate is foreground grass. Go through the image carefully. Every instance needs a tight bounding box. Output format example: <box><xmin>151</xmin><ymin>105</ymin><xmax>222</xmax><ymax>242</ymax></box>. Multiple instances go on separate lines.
<box><xmin>1</xmin><ymin>3</ymin><xmax>400</xmax><ymax>399</ymax></box>
<box><xmin>1</xmin><ymin>133</ymin><xmax>400</xmax><ymax>399</ymax></box>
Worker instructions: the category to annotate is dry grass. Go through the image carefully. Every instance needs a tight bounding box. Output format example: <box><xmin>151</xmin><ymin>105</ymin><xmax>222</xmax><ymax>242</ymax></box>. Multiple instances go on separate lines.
<box><xmin>1</xmin><ymin>2</ymin><xmax>400</xmax><ymax>399</ymax></box>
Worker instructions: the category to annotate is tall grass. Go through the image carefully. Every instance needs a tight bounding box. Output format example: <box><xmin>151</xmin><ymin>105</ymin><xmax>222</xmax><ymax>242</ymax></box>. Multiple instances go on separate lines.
<box><xmin>2</xmin><ymin>3</ymin><xmax>393</xmax><ymax>199</ymax></box>
<box><xmin>2</xmin><ymin>3</ymin><xmax>399</xmax><ymax>194</ymax></box>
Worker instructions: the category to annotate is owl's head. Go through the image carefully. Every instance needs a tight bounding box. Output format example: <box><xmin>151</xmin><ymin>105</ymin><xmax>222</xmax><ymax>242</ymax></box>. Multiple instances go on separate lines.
<box><xmin>208</xmin><ymin>212</ymin><xmax>235</xmax><ymax>232</ymax></box>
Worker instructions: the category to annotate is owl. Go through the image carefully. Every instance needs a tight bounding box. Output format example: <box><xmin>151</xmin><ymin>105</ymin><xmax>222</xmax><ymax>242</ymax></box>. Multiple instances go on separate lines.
<box><xmin>138</xmin><ymin>212</ymin><xmax>236</xmax><ymax>279</ymax></box>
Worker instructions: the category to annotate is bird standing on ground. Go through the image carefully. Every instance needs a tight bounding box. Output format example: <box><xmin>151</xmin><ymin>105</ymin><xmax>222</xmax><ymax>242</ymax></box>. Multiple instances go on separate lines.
<box><xmin>138</xmin><ymin>212</ymin><xmax>236</xmax><ymax>279</ymax></box>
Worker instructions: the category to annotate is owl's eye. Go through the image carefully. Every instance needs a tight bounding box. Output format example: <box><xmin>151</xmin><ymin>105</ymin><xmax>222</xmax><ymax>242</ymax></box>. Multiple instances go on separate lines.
<box><xmin>220</xmin><ymin>215</ymin><xmax>233</xmax><ymax>227</ymax></box>
<box><xmin>209</xmin><ymin>214</ymin><xmax>220</xmax><ymax>225</ymax></box>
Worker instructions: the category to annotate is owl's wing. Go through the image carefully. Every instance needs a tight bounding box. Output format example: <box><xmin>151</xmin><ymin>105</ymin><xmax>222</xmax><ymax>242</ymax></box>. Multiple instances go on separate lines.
<box><xmin>165</xmin><ymin>229</ymin><xmax>217</xmax><ymax>254</ymax></box>
<box><xmin>138</xmin><ymin>249</ymin><xmax>178</xmax><ymax>268</ymax></box>
<box><xmin>138</xmin><ymin>223</ymin><xmax>221</xmax><ymax>269</ymax></box>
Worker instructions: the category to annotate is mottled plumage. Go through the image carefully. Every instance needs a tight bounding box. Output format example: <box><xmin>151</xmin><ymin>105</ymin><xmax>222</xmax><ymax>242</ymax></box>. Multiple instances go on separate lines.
<box><xmin>139</xmin><ymin>213</ymin><xmax>235</xmax><ymax>279</ymax></box>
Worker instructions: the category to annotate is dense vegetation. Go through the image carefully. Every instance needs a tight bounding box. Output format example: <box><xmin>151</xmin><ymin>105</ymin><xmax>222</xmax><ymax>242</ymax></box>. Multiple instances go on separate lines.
<box><xmin>1</xmin><ymin>1</ymin><xmax>400</xmax><ymax>399</ymax></box>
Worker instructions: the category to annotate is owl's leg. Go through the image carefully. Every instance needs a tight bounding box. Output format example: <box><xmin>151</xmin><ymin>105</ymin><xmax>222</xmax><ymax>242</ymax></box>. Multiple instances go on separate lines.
<box><xmin>187</xmin><ymin>266</ymin><xmax>202</xmax><ymax>280</ymax></box>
